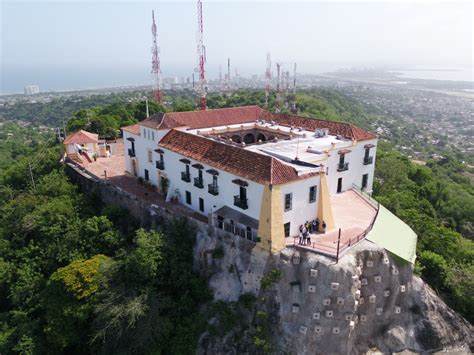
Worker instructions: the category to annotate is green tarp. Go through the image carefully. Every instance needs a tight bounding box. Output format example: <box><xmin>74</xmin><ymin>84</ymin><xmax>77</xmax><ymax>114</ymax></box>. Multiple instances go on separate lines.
<box><xmin>367</xmin><ymin>204</ymin><xmax>418</xmax><ymax>264</ymax></box>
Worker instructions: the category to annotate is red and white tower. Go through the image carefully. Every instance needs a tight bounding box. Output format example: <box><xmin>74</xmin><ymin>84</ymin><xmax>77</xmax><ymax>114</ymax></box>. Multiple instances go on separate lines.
<box><xmin>196</xmin><ymin>0</ymin><xmax>207</xmax><ymax>110</ymax></box>
<box><xmin>264</xmin><ymin>52</ymin><xmax>272</xmax><ymax>108</ymax></box>
<box><xmin>151</xmin><ymin>10</ymin><xmax>162</xmax><ymax>104</ymax></box>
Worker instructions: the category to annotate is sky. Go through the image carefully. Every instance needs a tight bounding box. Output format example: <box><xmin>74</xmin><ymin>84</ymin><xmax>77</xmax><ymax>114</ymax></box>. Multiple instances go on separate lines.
<box><xmin>1</xmin><ymin>0</ymin><xmax>472</xmax><ymax>93</ymax></box>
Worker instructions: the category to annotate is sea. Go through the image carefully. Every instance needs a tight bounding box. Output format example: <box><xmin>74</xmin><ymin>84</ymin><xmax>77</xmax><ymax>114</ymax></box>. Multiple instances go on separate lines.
<box><xmin>390</xmin><ymin>65</ymin><xmax>473</xmax><ymax>83</ymax></box>
<box><xmin>1</xmin><ymin>64</ymin><xmax>472</xmax><ymax>95</ymax></box>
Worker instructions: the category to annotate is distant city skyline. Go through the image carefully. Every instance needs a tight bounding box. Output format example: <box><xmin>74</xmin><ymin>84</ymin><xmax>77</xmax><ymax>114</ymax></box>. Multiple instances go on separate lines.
<box><xmin>1</xmin><ymin>1</ymin><xmax>472</xmax><ymax>93</ymax></box>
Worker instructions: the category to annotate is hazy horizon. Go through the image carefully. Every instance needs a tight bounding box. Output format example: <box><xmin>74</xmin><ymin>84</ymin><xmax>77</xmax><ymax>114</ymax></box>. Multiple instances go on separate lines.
<box><xmin>1</xmin><ymin>1</ymin><xmax>472</xmax><ymax>93</ymax></box>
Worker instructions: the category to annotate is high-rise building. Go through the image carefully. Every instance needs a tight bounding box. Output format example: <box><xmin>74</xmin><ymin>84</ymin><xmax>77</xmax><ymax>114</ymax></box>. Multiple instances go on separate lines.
<box><xmin>24</xmin><ymin>85</ymin><xmax>40</xmax><ymax>95</ymax></box>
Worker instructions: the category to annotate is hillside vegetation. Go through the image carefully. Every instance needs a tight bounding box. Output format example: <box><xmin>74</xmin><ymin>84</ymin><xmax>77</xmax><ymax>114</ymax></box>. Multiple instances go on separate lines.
<box><xmin>0</xmin><ymin>89</ymin><xmax>472</xmax><ymax>353</ymax></box>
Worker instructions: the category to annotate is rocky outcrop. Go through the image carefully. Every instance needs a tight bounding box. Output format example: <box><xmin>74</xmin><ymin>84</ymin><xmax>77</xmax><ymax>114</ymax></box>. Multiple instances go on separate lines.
<box><xmin>194</xmin><ymin>232</ymin><xmax>473</xmax><ymax>354</ymax></box>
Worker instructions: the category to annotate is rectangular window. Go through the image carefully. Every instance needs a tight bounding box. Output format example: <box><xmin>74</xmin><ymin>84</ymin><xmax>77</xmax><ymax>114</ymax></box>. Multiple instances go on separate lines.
<box><xmin>284</xmin><ymin>193</ymin><xmax>293</xmax><ymax>211</ymax></box>
<box><xmin>143</xmin><ymin>128</ymin><xmax>146</xmax><ymax>136</ymax></box>
<box><xmin>147</xmin><ymin>149</ymin><xmax>152</xmax><ymax>163</ymax></box>
<box><xmin>284</xmin><ymin>222</ymin><xmax>291</xmax><ymax>238</ymax></box>
<box><xmin>246</xmin><ymin>226</ymin><xmax>253</xmax><ymax>241</ymax></box>
<box><xmin>199</xmin><ymin>197</ymin><xmax>204</xmax><ymax>212</ymax></box>
<box><xmin>185</xmin><ymin>191</ymin><xmax>192</xmax><ymax>205</ymax></box>
<box><xmin>309</xmin><ymin>186</ymin><xmax>317</xmax><ymax>203</ymax></box>
<box><xmin>144</xmin><ymin>169</ymin><xmax>149</xmax><ymax>181</ymax></box>
<box><xmin>152</xmin><ymin>131</ymin><xmax>155</xmax><ymax>141</ymax></box>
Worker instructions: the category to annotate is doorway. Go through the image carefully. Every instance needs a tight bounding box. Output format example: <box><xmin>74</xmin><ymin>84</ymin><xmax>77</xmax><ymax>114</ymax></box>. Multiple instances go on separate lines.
<box><xmin>337</xmin><ymin>177</ymin><xmax>342</xmax><ymax>193</ymax></box>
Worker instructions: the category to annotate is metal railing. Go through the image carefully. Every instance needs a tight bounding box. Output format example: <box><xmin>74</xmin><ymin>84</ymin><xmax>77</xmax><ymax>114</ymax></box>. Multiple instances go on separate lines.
<box><xmin>337</xmin><ymin>162</ymin><xmax>349</xmax><ymax>171</ymax></box>
<box><xmin>194</xmin><ymin>177</ymin><xmax>204</xmax><ymax>189</ymax></box>
<box><xmin>234</xmin><ymin>195</ymin><xmax>248</xmax><ymax>210</ymax></box>
<box><xmin>363</xmin><ymin>156</ymin><xmax>373</xmax><ymax>165</ymax></box>
<box><xmin>208</xmin><ymin>184</ymin><xmax>219</xmax><ymax>195</ymax></box>
<box><xmin>181</xmin><ymin>172</ymin><xmax>191</xmax><ymax>182</ymax></box>
<box><xmin>128</xmin><ymin>149</ymin><xmax>136</xmax><ymax>157</ymax></box>
<box><xmin>291</xmin><ymin>187</ymin><xmax>380</xmax><ymax>261</ymax></box>
<box><xmin>156</xmin><ymin>160</ymin><xmax>165</xmax><ymax>170</ymax></box>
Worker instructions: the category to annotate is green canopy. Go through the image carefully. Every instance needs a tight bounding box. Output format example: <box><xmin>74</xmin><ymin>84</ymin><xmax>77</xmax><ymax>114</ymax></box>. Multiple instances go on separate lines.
<box><xmin>367</xmin><ymin>204</ymin><xmax>417</xmax><ymax>264</ymax></box>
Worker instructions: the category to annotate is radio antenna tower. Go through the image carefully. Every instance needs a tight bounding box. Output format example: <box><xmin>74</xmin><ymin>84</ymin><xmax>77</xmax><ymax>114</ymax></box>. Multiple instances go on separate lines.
<box><xmin>264</xmin><ymin>52</ymin><xmax>272</xmax><ymax>108</ymax></box>
<box><xmin>275</xmin><ymin>62</ymin><xmax>283</xmax><ymax>113</ymax></box>
<box><xmin>151</xmin><ymin>10</ymin><xmax>162</xmax><ymax>104</ymax></box>
<box><xmin>197</xmin><ymin>0</ymin><xmax>207</xmax><ymax>110</ymax></box>
<box><xmin>292</xmin><ymin>63</ymin><xmax>297</xmax><ymax>113</ymax></box>
<box><xmin>226</xmin><ymin>58</ymin><xmax>231</xmax><ymax>91</ymax></box>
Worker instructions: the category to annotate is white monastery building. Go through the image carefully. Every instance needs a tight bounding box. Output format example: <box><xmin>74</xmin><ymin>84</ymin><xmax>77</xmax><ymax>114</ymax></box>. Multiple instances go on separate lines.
<box><xmin>121</xmin><ymin>106</ymin><xmax>377</xmax><ymax>253</ymax></box>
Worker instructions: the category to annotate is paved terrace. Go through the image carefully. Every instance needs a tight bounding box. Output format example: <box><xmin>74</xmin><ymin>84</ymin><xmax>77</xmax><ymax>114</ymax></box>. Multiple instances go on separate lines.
<box><xmin>286</xmin><ymin>190</ymin><xmax>379</xmax><ymax>258</ymax></box>
<box><xmin>75</xmin><ymin>153</ymin><xmax>208</xmax><ymax>224</ymax></box>
<box><xmin>75</xmin><ymin>153</ymin><xmax>377</xmax><ymax>258</ymax></box>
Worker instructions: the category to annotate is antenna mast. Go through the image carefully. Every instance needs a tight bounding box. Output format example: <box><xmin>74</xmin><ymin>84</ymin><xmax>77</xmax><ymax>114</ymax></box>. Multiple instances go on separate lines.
<box><xmin>227</xmin><ymin>57</ymin><xmax>231</xmax><ymax>91</ymax></box>
<box><xmin>292</xmin><ymin>63</ymin><xmax>297</xmax><ymax>113</ymax></box>
<box><xmin>151</xmin><ymin>10</ymin><xmax>162</xmax><ymax>104</ymax></box>
<box><xmin>264</xmin><ymin>52</ymin><xmax>272</xmax><ymax>108</ymax></box>
<box><xmin>275</xmin><ymin>62</ymin><xmax>283</xmax><ymax>113</ymax></box>
<box><xmin>197</xmin><ymin>0</ymin><xmax>207</xmax><ymax>110</ymax></box>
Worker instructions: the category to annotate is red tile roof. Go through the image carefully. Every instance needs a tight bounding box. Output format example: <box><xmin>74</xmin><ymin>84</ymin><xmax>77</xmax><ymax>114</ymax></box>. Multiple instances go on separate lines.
<box><xmin>260</xmin><ymin>111</ymin><xmax>377</xmax><ymax>141</ymax></box>
<box><xmin>121</xmin><ymin>123</ymin><xmax>141</xmax><ymax>135</ymax></box>
<box><xmin>137</xmin><ymin>106</ymin><xmax>376</xmax><ymax>142</ymax></box>
<box><xmin>64</xmin><ymin>130</ymin><xmax>99</xmax><ymax>145</ymax></box>
<box><xmin>159</xmin><ymin>129</ymin><xmax>318</xmax><ymax>185</ymax></box>
<box><xmin>140</xmin><ymin>106</ymin><xmax>262</xmax><ymax>130</ymax></box>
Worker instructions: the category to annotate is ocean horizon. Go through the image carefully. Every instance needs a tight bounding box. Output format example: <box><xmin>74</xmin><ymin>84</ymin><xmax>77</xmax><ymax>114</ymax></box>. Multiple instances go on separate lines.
<box><xmin>2</xmin><ymin>64</ymin><xmax>472</xmax><ymax>95</ymax></box>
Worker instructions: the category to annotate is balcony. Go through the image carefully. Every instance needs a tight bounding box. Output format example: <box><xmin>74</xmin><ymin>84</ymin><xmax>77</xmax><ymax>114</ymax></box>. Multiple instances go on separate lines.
<box><xmin>337</xmin><ymin>162</ymin><xmax>349</xmax><ymax>172</ymax></box>
<box><xmin>363</xmin><ymin>156</ymin><xmax>373</xmax><ymax>165</ymax></box>
<box><xmin>128</xmin><ymin>149</ymin><xmax>136</xmax><ymax>157</ymax></box>
<box><xmin>234</xmin><ymin>195</ymin><xmax>248</xmax><ymax>210</ymax></box>
<box><xmin>194</xmin><ymin>177</ymin><xmax>204</xmax><ymax>189</ymax></box>
<box><xmin>208</xmin><ymin>184</ymin><xmax>219</xmax><ymax>196</ymax></box>
<box><xmin>181</xmin><ymin>172</ymin><xmax>191</xmax><ymax>182</ymax></box>
<box><xmin>156</xmin><ymin>160</ymin><xmax>165</xmax><ymax>170</ymax></box>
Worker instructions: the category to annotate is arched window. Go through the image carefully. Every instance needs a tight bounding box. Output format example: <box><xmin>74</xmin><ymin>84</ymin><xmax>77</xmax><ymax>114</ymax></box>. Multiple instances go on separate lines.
<box><xmin>243</xmin><ymin>133</ymin><xmax>255</xmax><ymax>144</ymax></box>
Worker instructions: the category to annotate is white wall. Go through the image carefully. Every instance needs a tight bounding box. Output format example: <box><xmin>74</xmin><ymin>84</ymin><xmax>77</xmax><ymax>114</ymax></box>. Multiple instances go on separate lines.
<box><xmin>159</xmin><ymin>148</ymin><xmax>265</xmax><ymax>221</ymax></box>
<box><xmin>280</xmin><ymin>175</ymin><xmax>321</xmax><ymax>237</ymax></box>
<box><xmin>123</xmin><ymin>126</ymin><xmax>169</xmax><ymax>181</ymax></box>
<box><xmin>326</xmin><ymin>139</ymin><xmax>377</xmax><ymax>195</ymax></box>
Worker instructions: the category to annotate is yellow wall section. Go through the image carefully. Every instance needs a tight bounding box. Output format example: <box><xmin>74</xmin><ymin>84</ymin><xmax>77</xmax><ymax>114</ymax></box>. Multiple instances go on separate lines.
<box><xmin>317</xmin><ymin>173</ymin><xmax>335</xmax><ymax>231</ymax></box>
<box><xmin>257</xmin><ymin>184</ymin><xmax>286</xmax><ymax>254</ymax></box>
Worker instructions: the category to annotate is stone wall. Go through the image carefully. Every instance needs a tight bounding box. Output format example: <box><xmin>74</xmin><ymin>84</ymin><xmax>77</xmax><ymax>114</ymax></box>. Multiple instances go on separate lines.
<box><xmin>65</xmin><ymin>163</ymin><xmax>208</xmax><ymax>234</ymax></box>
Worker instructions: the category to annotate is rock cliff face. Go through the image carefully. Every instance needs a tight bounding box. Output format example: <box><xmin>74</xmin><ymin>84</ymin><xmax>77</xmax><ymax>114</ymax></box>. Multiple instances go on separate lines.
<box><xmin>194</xmin><ymin>232</ymin><xmax>473</xmax><ymax>354</ymax></box>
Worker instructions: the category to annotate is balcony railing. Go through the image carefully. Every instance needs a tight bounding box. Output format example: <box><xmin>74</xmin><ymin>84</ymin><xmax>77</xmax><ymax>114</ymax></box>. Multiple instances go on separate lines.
<box><xmin>337</xmin><ymin>162</ymin><xmax>349</xmax><ymax>172</ymax></box>
<box><xmin>156</xmin><ymin>160</ymin><xmax>165</xmax><ymax>170</ymax></box>
<box><xmin>363</xmin><ymin>156</ymin><xmax>373</xmax><ymax>165</ymax></box>
<box><xmin>128</xmin><ymin>149</ymin><xmax>136</xmax><ymax>157</ymax></box>
<box><xmin>181</xmin><ymin>172</ymin><xmax>191</xmax><ymax>182</ymax></box>
<box><xmin>194</xmin><ymin>177</ymin><xmax>204</xmax><ymax>189</ymax></box>
<box><xmin>208</xmin><ymin>184</ymin><xmax>219</xmax><ymax>196</ymax></box>
<box><xmin>234</xmin><ymin>195</ymin><xmax>248</xmax><ymax>210</ymax></box>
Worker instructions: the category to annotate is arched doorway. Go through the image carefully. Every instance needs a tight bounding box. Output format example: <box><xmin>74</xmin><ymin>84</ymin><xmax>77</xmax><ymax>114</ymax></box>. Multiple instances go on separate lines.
<box><xmin>243</xmin><ymin>133</ymin><xmax>255</xmax><ymax>144</ymax></box>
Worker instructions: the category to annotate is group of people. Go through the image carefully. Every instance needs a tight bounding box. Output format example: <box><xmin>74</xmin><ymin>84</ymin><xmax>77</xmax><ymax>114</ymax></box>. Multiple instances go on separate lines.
<box><xmin>298</xmin><ymin>218</ymin><xmax>327</xmax><ymax>245</ymax></box>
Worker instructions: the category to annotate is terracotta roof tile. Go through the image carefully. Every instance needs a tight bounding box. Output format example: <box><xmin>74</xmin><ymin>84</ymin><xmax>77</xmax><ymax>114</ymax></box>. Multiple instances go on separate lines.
<box><xmin>260</xmin><ymin>111</ymin><xmax>377</xmax><ymax>141</ymax></box>
<box><xmin>64</xmin><ymin>130</ymin><xmax>99</xmax><ymax>144</ymax></box>
<box><xmin>135</xmin><ymin>106</ymin><xmax>376</xmax><ymax>142</ymax></box>
<box><xmin>139</xmin><ymin>106</ymin><xmax>262</xmax><ymax>130</ymax></box>
<box><xmin>159</xmin><ymin>129</ymin><xmax>317</xmax><ymax>185</ymax></box>
<box><xmin>121</xmin><ymin>123</ymin><xmax>141</xmax><ymax>135</ymax></box>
